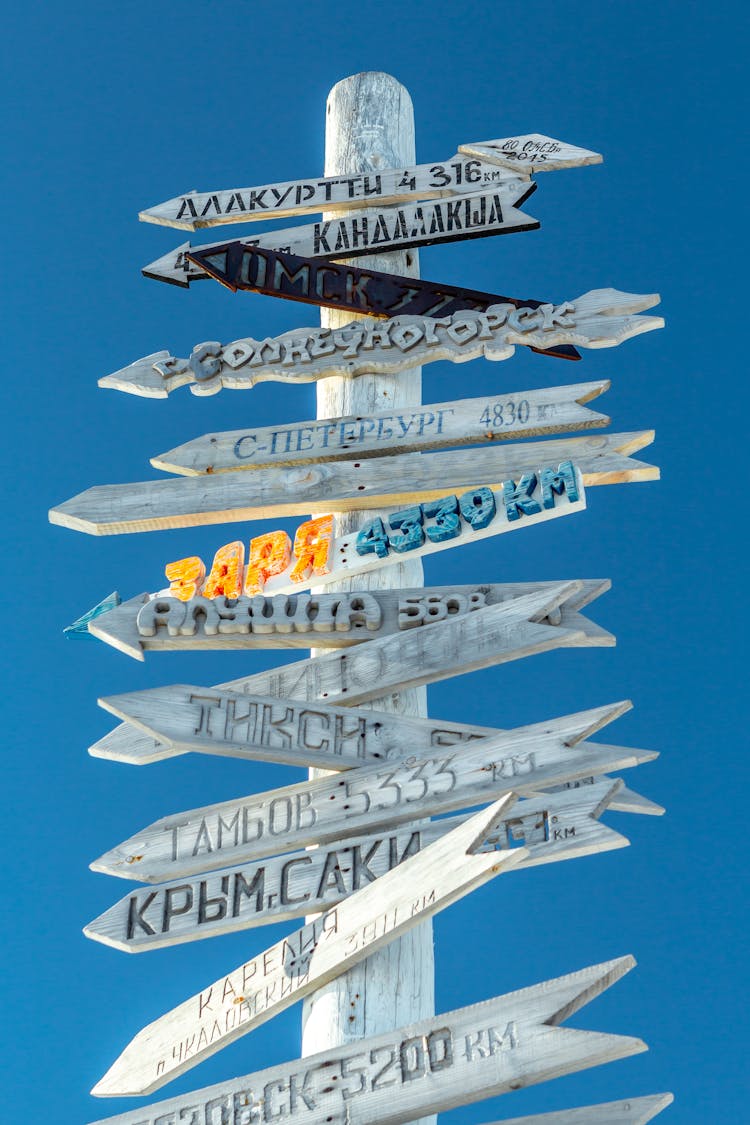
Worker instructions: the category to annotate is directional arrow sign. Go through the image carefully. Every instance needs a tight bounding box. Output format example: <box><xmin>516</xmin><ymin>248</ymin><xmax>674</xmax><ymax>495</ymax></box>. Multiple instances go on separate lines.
<box><xmin>139</xmin><ymin>152</ymin><xmax>524</xmax><ymax>230</ymax></box>
<box><xmin>92</xmin><ymin>795</ymin><xmax>529</xmax><ymax>1092</ymax></box>
<box><xmin>151</xmin><ymin>380</ymin><xmax>610</xmax><ymax>475</ymax></box>
<box><xmin>86</xmin><ymin>580</ymin><xmax>591</xmax><ymax>662</ymax></box>
<box><xmin>143</xmin><ymin>184</ymin><xmax>537</xmax><ymax>286</ymax></box>
<box><xmin>85</xmin><ymin>782</ymin><xmax>628</xmax><ymax>951</ymax></box>
<box><xmin>89</xmin><ymin>583</ymin><xmax>612</xmax><ymax>765</ymax></box>
<box><xmin>91</xmin><ymin>701</ymin><xmax>653</xmax><ymax>883</ymax></box>
<box><xmin>479</xmin><ymin>1094</ymin><xmax>674</xmax><ymax>1125</ymax></box>
<box><xmin>459</xmin><ymin>134</ymin><xmax>603</xmax><ymax>174</ymax></box>
<box><xmin>89</xmin><ymin>954</ymin><xmax>643</xmax><ymax>1104</ymax></box>
<box><xmin>186</xmin><ymin>243</ymin><xmax>573</xmax><ymax>352</ymax></box>
<box><xmin>94</xmin><ymin>577</ymin><xmax>610</xmax><ymax>753</ymax></box>
<box><xmin>99</xmin><ymin>290</ymin><xmax>662</xmax><ymax>398</ymax></box>
<box><xmin>50</xmin><ymin>432</ymin><xmax>657</xmax><ymax>538</ymax></box>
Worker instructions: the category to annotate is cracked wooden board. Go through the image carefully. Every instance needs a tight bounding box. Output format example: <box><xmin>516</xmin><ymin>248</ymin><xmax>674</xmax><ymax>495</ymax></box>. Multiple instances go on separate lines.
<box><xmin>151</xmin><ymin>381</ymin><xmax>610</xmax><ymax>475</ymax></box>
<box><xmin>91</xmin><ymin>701</ymin><xmax>654</xmax><ymax>883</ymax></box>
<box><xmin>88</xmin><ymin>954</ymin><xmax>644</xmax><ymax>1107</ymax></box>
<box><xmin>85</xmin><ymin>782</ymin><xmax>628</xmax><ymax>951</ymax></box>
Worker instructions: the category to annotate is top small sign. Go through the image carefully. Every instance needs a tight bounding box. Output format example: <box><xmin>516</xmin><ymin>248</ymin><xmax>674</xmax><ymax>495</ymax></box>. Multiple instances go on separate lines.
<box><xmin>459</xmin><ymin>134</ymin><xmax>603</xmax><ymax>174</ymax></box>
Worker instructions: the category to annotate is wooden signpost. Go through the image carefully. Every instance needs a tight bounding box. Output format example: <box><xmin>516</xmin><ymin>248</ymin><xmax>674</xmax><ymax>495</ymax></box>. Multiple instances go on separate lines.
<box><xmin>89</xmin><ymin>955</ymin><xmax>644</xmax><ymax>1107</ymax></box>
<box><xmin>51</xmin><ymin>433</ymin><xmax>659</xmax><ymax>538</ymax></box>
<box><xmin>88</xmin><ymin>582</ymin><xmax>611</xmax><ymax>764</ymax></box>
<box><xmin>50</xmin><ymin>73</ymin><xmax>670</xmax><ymax>1118</ymax></box>
<box><xmin>142</xmin><ymin>182</ymin><xmax>539</xmax><ymax>286</ymax></box>
<box><xmin>85</xmin><ymin>782</ymin><xmax>628</xmax><ymax>951</ymax></box>
<box><xmin>459</xmin><ymin>134</ymin><xmax>604</xmax><ymax>173</ymax></box>
<box><xmin>97</xmin><ymin>291</ymin><xmax>662</xmax><ymax>398</ymax></box>
<box><xmin>151</xmin><ymin>380</ymin><xmax>610</xmax><ymax>475</ymax></box>
<box><xmin>139</xmin><ymin>132</ymin><xmax>600</xmax><ymax>231</ymax></box>
<box><xmin>91</xmin><ymin>702</ymin><xmax>653</xmax><ymax>883</ymax></box>
<box><xmin>87</xmin><ymin>580</ymin><xmax>584</xmax><ymax>661</ymax></box>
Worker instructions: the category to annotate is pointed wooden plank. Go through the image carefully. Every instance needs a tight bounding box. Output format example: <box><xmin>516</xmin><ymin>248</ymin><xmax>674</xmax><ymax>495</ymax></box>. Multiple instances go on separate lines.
<box><xmin>88</xmin><ymin>584</ymin><xmax>611</xmax><ymax>764</ymax></box>
<box><xmin>98</xmin><ymin>291</ymin><xmax>662</xmax><ymax>398</ymax></box>
<box><xmin>85</xmin><ymin>581</ymin><xmax>583</xmax><ymax>662</ymax></box>
<box><xmin>141</xmin><ymin>183</ymin><xmax>538</xmax><ymax>286</ymax></box>
<box><xmin>51</xmin><ymin>432</ymin><xmax>658</xmax><ymax>537</ymax></box>
<box><xmin>94</xmin><ymin>581</ymin><xmax>610</xmax><ymax>752</ymax></box>
<box><xmin>91</xmin><ymin>701</ymin><xmax>654</xmax><ymax>883</ymax></box>
<box><xmin>88</xmin><ymin>954</ymin><xmax>644</xmax><ymax>1105</ymax></box>
<box><xmin>85</xmin><ymin>782</ymin><xmax>628</xmax><ymax>951</ymax></box>
<box><xmin>535</xmin><ymin>774</ymin><xmax>665</xmax><ymax>817</ymax></box>
<box><xmin>91</xmin><ymin>796</ymin><xmax>530</xmax><ymax>1093</ymax></box>
<box><xmin>459</xmin><ymin>134</ymin><xmax>603</xmax><ymax>173</ymax></box>
<box><xmin>54</xmin><ymin>459</ymin><xmax>592</xmax><ymax>557</ymax></box>
<box><xmin>139</xmin><ymin>151</ymin><xmax>524</xmax><ymax>231</ymax></box>
<box><xmin>151</xmin><ymin>381</ymin><xmax>610</xmax><ymax>476</ymax></box>
<box><xmin>481</xmin><ymin>1093</ymin><xmax>674</xmax><ymax>1124</ymax></box>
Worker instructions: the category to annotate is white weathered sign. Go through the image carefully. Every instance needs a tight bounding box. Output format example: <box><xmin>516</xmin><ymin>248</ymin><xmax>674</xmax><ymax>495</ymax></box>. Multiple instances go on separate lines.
<box><xmin>459</xmin><ymin>134</ymin><xmax>603</xmax><ymax>173</ymax></box>
<box><xmin>94</xmin><ymin>580</ymin><xmax>609</xmax><ymax>758</ymax></box>
<box><xmin>482</xmin><ymin>1094</ymin><xmax>674</xmax><ymax>1124</ymax></box>
<box><xmin>139</xmin><ymin>152</ymin><xmax>523</xmax><ymax>231</ymax></box>
<box><xmin>84</xmin><ymin>582</ymin><xmax>562</xmax><ymax>661</ymax></box>
<box><xmin>85</xmin><ymin>782</ymin><xmax>628</xmax><ymax>951</ymax></box>
<box><xmin>99</xmin><ymin>291</ymin><xmax>662</xmax><ymax>398</ymax></box>
<box><xmin>88</xmin><ymin>954</ymin><xmax>644</xmax><ymax>1106</ymax></box>
<box><xmin>53</xmin><ymin>456</ymin><xmax>593</xmax><ymax>547</ymax></box>
<box><xmin>89</xmin><ymin>583</ymin><xmax>610</xmax><ymax>764</ymax></box>
<box><xmin>142</xmin><ymin>184</ymin><xmax>538</xmax><ymax>286</ymax></box>
<box><xmin>92</xmin><ymin>796</ymin><xmax>530</xmax><ymax>1093</ymax></box>
<box><xmin>91</xmin><ymin>702</ymin><xmax>653</xmax><ymax>883</ymax></box>
<box><xmin>151</xmin><ymin>380</ymin><xmax>610</xmax><ymax>475</ymax></box>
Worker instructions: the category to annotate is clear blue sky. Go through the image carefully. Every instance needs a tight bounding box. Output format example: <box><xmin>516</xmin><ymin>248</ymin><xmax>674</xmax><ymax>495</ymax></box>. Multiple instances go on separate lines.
<box><xmin>3</xmin><ymin>2</ymin><xmax>746</xmax><ymax>1121</ymax></box>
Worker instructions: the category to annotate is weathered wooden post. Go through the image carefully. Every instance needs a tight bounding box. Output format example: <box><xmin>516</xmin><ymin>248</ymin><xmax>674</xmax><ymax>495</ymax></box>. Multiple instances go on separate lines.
<box><xmin>303</xmin><ymin>73</ymin><xmax>435</xmax><ymax>1090</ymax></box>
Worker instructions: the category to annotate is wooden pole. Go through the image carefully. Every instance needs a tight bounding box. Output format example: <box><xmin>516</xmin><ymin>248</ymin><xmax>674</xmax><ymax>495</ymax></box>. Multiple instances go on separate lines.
<box><xmin>302</xmin><ymin>73</ymin><xmax>435</xmax><ymax>1122</ymax></box>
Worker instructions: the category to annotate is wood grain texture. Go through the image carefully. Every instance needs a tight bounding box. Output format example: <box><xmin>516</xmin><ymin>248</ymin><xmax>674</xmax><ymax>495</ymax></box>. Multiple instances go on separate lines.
<box><xmin>150</xmin><ymin>381</ymin><xmax>610</xmax><ymax>475</ymax></box>
<box><xmin>49</xmin><ymin>433</ymin><xmax>658</xmax><ymax>536</ymax></box>
<box><xmin>459</xmin><ymin>134</ymin><xmax>603</xmax><ymax>174</ymax></box>
<box><xmin>138</xmin><ymin>152</ymin><xmax>522</xmax><ymax>231</ymax></box>
<box><xmin>90</xmin><ymin>796</ymin><xmax>529</xmax><ymax>1094</ymax></box>
<box><xmin>97</xmin><ymin>293</ymin><xmax>662</xmax><ymax>399</ymax></box>
<box><xmin>90</xmin><ymin>702</ymin><xmax>654</xmax><ymax>883</ymax></box>
<box><xmin>84</xmin><ymin>782</ymin><xmax>628</xmax><ymax>951</ymax></box>
<box><xmin>479</xmin><ymin>1093</ymin><xmax>674</xmax><ymax>1124</ymax></box>
<box><xmin>86</xmin><ymin>955</ymin><xmax>644</xmax><ymax>1112</ymax></box>
<box><xmin>141</xmin><ymin>183</ymin><xmax>538</xmax><ymax>286</ymax></box>
<box><xmin>86</xmin><ymin>582</ymin><xmax>577</xmax><ymax>661</ymax></box>
<box><xmin>88</xmin><ymin>583</ymin><xmax>610</xmax><ymax>765</ymax></box>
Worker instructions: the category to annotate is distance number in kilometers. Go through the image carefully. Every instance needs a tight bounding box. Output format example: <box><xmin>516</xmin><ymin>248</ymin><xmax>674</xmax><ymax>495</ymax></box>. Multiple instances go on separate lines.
<box><xmin>479</xmin><ymin>399</ymin><xmax>530</xmax><ymax>428</ymax></box>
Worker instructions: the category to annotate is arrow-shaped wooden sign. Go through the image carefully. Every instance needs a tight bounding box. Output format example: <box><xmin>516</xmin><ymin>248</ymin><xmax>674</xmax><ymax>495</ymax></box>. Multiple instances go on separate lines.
<box><xmin>51</xmin><ymin>432</ymin><xmax>656</xmax><ymax>538</ymax></box>
<box><xmin>92</xmin><ymin>795</ymin><xmax>529</xmax><ymax>1092</ymax></box>
<box><xmin>142</xmin><ymin>183</ymin><xmax>538</xmax><ymax>287</ymax></box>
<box><xmin>459</xmin><ymin>134</ymin><xmax>603</xmax><ymax>174</ymax></box>
<box><xmin>140</xmin><ymin>131</ymin><xmax>602</xmax><ymax>234</ymax></box>
<box><xmin>152</xmin><ymin>380</ymin><xmax>610</xmax><ymax>475</ymax></box>
<box><xmin>89</xmin><ymin>583</ymin><xmax>612</xmax><ymax>765</ymax></box>
<box><xmin>85</xmin><ymin>782</ymin><xmax>628</xmax><ymax>951</ymax></box>
<box><xmin>99</xmin><ymin>290</ymin><xmax>662</xmax><ymax>398</ymax></box>
<box><xmin>91</xmin><ymin>701</ymin><xmax>653</xmax><ymax>883</ymax></box>
<box><xmin>89</xmin><ymin>953</ymin><xmax>643</xmax><ymax>1103</ymax></box>
<box><xmin>478</xmin><ymin>1094</ymin><xmax>674</xmax><ymax>1124</ymax></box>
<box><xmin>86</xmin><ymin>580</ymin><xmax>583</xmax><ymax>661</ymax></box>
<box><xmin>94</xmin><ymin>579</ymin><xmax>609</xmax><ymax>750</ymax></box>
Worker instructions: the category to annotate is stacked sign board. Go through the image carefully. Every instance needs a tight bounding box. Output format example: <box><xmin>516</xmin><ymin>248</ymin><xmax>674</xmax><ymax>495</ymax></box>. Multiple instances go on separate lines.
<box><xmin>49</xmin><ymin>77</ymin><xmax>673</xmax><ymax>1123</ymax></box>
